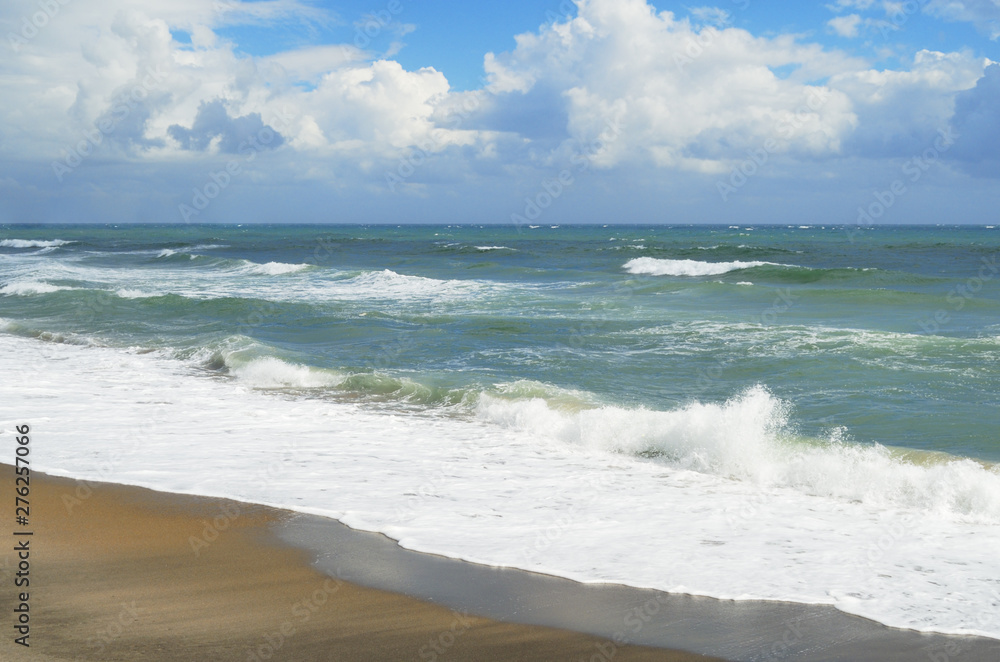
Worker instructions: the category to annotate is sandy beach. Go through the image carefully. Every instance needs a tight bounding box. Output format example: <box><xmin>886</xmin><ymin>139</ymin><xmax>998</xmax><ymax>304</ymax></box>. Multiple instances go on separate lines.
<box><xmin>0</xmin><ymin>467</ymin><xmax>721</xmax><ymax>661</ymax></box>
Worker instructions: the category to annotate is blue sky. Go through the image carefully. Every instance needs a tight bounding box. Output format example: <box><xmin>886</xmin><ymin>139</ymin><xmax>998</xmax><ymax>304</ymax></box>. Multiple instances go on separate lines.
<box><xmin>1</xmin><ymin>0</ymin><xmax>999</xmax><ymax>224</ymax></box>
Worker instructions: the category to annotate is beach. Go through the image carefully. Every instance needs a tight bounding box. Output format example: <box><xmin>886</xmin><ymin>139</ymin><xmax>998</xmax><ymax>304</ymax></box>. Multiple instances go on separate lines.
<box><xmin>0</xmin><ymin>468</ymin><xmax>720</xmax><ymax>661</ymax></box>
<box><xmin>2</xmin><ymin>225</ymin><xmax>1000</xmax><ymax>659</ymax></box>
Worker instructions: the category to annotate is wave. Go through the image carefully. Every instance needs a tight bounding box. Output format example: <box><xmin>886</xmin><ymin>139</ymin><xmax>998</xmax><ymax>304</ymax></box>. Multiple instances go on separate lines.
<box><xmin>188</xmin><ymin>338</ymin><xmax>471</xmax><ymax>403</ymax></box>
<box><xmin>476</xmin><ymin>385</ymin><xmax>1000</xmax><ymax>522</ymax></box>
<box><xmin>623</xmin><ymin>257</ymin><xmax>777</xmax><ymax>277</ymax></box>
<box><xmin>342</xmin><ymin>269</ymin><xmax>485</xmax><ymax>301</ymax></box>
<box><xmin>229</xmin><ymin>356</ymin><xmax>345</xmax><ymax>389</ymax></box>
<box><xmin>475</xmin><ymin>246</ymin><xmax>514</xmax><ymax>252</ymax></box>
<box><xmin>0</xmin><ymin>281</ymin><xmax>73</xmax><ymax>295</ymax></box>
<box><xmin>236</xmin><ymin>261</ymin><xmax>311</xmax><ymax>276</ymax></box>
<box><xmin>151</xmin><ymin>251</ymin><xmax>311</xmax><ymax>276</ymax></box>
<box><xmin>114</xmin><ymin>288</ymin><xmax>156</xmax><ymax>299</ymax></box>
<box><xmin>0</xmin><ymin>239</ymin><xmax>75</xmax><ymax>248</ymax></box>
<box><xmin>0</xmin><ymin>318</ymin><xmax>95</xmax><ymax>345</ymax></box>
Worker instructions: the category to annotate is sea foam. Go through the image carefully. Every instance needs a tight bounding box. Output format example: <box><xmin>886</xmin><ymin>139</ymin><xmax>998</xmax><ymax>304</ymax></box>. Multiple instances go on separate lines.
<box><xmin>0</xmin><ymin>239</ymin><xmax>75</xmax><ymax>248</ymax></box>
<box><xmin>623</xmin><ymin>257</ymin><xmax>776</xmax><ymax>276</ymax></box>
<box><xmin>4</xmin><ymin>334</ymin><xmax>1000</xmax><ymax>640</ymax></box>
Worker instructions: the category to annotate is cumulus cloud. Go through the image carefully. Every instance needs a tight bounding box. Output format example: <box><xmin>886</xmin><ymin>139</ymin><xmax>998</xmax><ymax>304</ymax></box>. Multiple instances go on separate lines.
<box><xmin>476</xmin><ymin>0</ymin><xmax>865</xmax><ymax>172</ymax></box>
<box><xmin>831</xmin><ymin>49</ymin><xmax>987</xmax><ymax>158</ymax></box>
<box><xmin>168</xmin><ymin>100</ymin><xmax>284</xmax><ymax>153</ymax></box>
<box><xmin>925</xmin><ymin>0</ymin><xmax>1000</xmax><ymax>39</ymax></box>
<box><xmin>829</xmin><ymin>13</ymin><xmax>863</xmax><ymax>37</ymax></box>
<box><xmin>948</xmin><ymin>63</ymin><xmax>1000</xmax><ymax>173</ymax></box>
<box><xmin>0</xmin><ymin>0</ymin><xmax>998</xmax><ymax>226</ymax></box>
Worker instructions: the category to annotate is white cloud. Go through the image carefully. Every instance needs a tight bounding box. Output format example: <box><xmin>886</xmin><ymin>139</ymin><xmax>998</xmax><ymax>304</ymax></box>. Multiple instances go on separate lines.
<box><xmin>829</xmin><ymin>13</ymin><xmax>863</xmax><ymax>37</ymax></box>
<box><xmin>689</xmin><ymin>7</ymin><xmax>731</xmax><ymax>27</ymax></box>
<box><xmin>830</xmin><ymin>49</ymin><xmax>987</xmax><ymax>157</ymax></box>
<box><xmin>0</xmin><ymin>0</ymin><xmax>998</xmax><ymax>226</ymax></box>
<box><xmin>925</xmin><ymin>0</ymin><xmax>1000</xmax><ymax>39</ymax></box>
<box><xmin>477</xmin><ymin>0</ymin><xmax>865</xmax><ymax>171</ymax></box>
<box><xmin>948</xmin><ymin>62</ymin><xmax>1000</xmax><ymax>173</ymax></box>
<box><xmin>827</xmin><ymin>0</ymin><xmax>876</xmax><ymax>10</ymax></box>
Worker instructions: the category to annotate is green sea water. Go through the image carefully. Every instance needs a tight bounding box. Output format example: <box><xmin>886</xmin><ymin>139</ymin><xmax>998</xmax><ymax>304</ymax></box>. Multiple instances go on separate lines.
<box><xmin>2</xmin><ymin>223</ymin><xmax>999</xmax><ymax>461</ymax></box>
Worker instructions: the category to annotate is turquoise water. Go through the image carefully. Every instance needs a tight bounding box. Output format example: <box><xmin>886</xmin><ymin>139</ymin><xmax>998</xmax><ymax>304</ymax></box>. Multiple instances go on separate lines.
<box><xmin>2</xmin><ymin>223</ymin><xmax>999</xmax><ymax>461</ymax></box>
<box><xmin>5</xmin><ymin>223</ymin><xmax>1000</xmax><ymax>638</ymax></box>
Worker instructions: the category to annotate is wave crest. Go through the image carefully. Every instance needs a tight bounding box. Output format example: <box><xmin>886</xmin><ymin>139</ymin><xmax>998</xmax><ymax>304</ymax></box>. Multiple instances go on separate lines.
<box><xmin>476</xmin><ymin>385</ymin><xmax>1000</xmax><ymax>522</ymax></box>
<box><xmin>0</xmin><ymin>239</ymin><xmax>75</xmax><ymax>248</ymax></box>
<box><xmin>623</xmin><ymin>257</ymin><xmax>777</xmax><ymax>276</ymax></box>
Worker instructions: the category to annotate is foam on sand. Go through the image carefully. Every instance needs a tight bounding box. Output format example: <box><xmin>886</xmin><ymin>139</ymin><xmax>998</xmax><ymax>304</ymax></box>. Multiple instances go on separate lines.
<box><xmin>4</xmin><ymin>334</ymin><xmax>1000</xmax><ymax>640</ymax></box>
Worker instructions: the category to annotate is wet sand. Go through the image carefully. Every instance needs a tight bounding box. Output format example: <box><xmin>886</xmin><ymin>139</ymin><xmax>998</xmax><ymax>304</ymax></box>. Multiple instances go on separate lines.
<box><xmin>0</xmin><ymin>467</ymin><xmax>720</xmax><ymax>661</ymax></box>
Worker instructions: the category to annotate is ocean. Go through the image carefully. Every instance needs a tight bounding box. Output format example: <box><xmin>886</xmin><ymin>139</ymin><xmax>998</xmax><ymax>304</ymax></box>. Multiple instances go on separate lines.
<box><xmin>2</xmin><ymin>223</ymin><xmax>999</xmax><ymax>639</ymax></box>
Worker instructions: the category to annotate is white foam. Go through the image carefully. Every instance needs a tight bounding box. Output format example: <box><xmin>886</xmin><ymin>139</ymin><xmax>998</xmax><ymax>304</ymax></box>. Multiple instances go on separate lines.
<box><xmin>623</xmin><ymin>257</ymin><xmax>776</xmax><ymax>277</ymax></box>
<box><xmin>341</xmin><ymin>269</ymin><xmax>485</xmax><ymax>301</ymax></box>
<box><xmin>228</xmin><ymin>356</ymin><xmax>344</xmax><ymax>389</ymax></box>
<box><xmin>114</xmin><ymin>288</ymin><xmax>155</xmax><ymax>299</ymax></box>
<box><xmin>4</xmin><ymin>336</ymin><xmax>1000</xmax><ymax>640</ymax></box>
<box><xmin>238</xmin><ymin>261</ymin><xmax>311</xmax><ymax>276</ymax></box>
<box><xmin>0</xmin><ymin>239</ymin><xmax>75</xmax><ymax>248</ymax></box>
<box><xmin>475</xmin><ymin>246</ymin><xmax>513</xmax><ymax>251</ymax></box>
<box><xmin>476</xmin><ymin>386</ymin><xmax>1000</xmax><ymax>522</ymax></box>
<box><xmin>0</xmin><ymin>281</ymin><xmax>71</xmax><ymax>295</ymax></box>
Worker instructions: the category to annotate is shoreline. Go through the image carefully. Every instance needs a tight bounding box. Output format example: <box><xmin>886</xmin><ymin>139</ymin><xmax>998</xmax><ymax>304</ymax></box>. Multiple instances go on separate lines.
<box><xmin>282</xmin><ymin>513</ymin><xmax>1000</xmax><ymax>661</ymax></box>
<box><xmin>2</xmin><ymin>468</ymin><xmax>997</xmax><ymax>660</ymax></box>
<box><xmin>0</xmin><ymin>467</ymin><xmax>720</xmax><ymax>661</ymax></box>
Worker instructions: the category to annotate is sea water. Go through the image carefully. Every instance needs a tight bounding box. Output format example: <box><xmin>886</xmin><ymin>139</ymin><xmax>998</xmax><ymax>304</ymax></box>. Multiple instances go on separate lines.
<box><xmin>1</xmin><ymin>224</ymin><xmax>999</xmax><ymax>638</ymax></box>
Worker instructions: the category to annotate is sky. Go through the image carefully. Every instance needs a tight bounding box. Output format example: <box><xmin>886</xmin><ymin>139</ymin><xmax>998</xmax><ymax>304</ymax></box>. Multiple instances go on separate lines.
<box><xmin>1</xmin><ymin>0</ymin><xmax>999</xmax><ymax>225</ymax></box>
